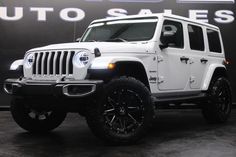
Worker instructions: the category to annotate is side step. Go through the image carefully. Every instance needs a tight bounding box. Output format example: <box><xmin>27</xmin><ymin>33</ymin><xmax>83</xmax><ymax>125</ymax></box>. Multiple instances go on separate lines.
<box><xmin>153</xmin><ymin>93</ymin><xmax>207</xmax><ymax>104</ymax></box>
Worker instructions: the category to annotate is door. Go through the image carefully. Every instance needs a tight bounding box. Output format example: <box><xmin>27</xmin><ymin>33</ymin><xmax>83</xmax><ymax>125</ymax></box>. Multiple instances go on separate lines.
<box><xmin>157</xmin><ymin>20</ymin><xmax>190</xmax><ymax>91</ymax></box>
<box><xmin>187</xmin><ymin>24</ymin><xmax>208</xmax><ymax>89</ymax></box>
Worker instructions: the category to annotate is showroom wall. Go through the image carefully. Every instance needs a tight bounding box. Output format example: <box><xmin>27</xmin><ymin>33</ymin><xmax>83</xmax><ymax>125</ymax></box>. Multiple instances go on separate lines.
<box><xmin>0</xmin><ymin>0</ymin><xmax>236</xmax><ymax>105</ymax></box>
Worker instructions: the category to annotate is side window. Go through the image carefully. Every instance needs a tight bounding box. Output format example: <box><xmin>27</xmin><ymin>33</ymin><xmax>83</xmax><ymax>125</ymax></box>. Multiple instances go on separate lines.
<box><xmin>188</xmin><ymin>24</ymin><xmax>205</xmax><ymax>51</ymax></box>
<box><xmin>207</xmin><ymin>29</ymin><xmax>222</xmax><ymax>53</ymax></box>
<box><xmin>161</xmin><ymin>20</ymin><xmax>184</xmax><ymax>48</ymax></box>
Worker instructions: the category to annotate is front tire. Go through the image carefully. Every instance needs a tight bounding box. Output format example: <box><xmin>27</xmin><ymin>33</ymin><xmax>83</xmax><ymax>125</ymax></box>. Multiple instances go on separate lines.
<box><xmin>11</xmin><ymin>98</ymin><xmax>67</xmax><ymax>133</ymax></box>
<box><xmin>202</xmin><ymin>77</ymin><xmax>232</xmax><ymax>124</ymax></box>
<box><xmin>86</xmin><ymin>77</ymin><xmax>154</xmax><ymax>144</ymax></box>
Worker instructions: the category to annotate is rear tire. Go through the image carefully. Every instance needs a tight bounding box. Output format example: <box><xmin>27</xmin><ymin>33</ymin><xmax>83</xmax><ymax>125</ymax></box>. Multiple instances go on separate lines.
<box><xmin>202</xmin><ymin>77</ymin><xmax>232</xmax><ymax>124</ymax></box>
<box><xmin>11</xmin><ymin>98</ymin><xmax>67</xmax><ymax>133</ymax></box>
<box><xmin>86</xmin><ymin>77</ymin><xmax>154</xmax><ymax>145</ymax></box>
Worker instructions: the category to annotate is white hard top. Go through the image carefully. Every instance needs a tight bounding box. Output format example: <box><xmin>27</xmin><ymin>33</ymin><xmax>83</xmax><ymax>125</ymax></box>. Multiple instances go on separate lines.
<box><xmin>92</xmin><ymin>13</ymin><xmax>219</xmax><ymax>30</ymax></box>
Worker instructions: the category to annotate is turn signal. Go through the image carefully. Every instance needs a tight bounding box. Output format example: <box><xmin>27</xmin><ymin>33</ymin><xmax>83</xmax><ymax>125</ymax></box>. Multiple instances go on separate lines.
<box><xmin>223</xmin><ymin>60</ymin><xmax>230</xmax><ymax>65</ymax></box>
<box><xmin>108</xmin><ymin>63</ymin><xmax>116</xmax><ymax>70</ymax></box>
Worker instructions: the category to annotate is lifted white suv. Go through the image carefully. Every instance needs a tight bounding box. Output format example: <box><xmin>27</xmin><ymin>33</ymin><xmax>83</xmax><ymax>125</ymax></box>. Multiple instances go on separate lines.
<box><xmin>4</xmin><ymin>13</ymin><xmax>232</xmax><ymax>144</ymax></box>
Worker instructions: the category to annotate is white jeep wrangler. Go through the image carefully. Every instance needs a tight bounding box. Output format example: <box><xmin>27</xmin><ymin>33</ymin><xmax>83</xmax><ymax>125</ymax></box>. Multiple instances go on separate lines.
<box><xmin>4</xmin><ymin>13</ymin><xmax>232</xmax><ymax>144</ymax></box>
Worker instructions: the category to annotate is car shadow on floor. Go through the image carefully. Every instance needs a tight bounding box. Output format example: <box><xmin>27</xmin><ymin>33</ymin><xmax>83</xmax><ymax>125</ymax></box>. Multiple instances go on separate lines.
<box><xmin>9</xmin><ymin>109</ymin><xmax>236</xmax><ymax>157</ymax></box>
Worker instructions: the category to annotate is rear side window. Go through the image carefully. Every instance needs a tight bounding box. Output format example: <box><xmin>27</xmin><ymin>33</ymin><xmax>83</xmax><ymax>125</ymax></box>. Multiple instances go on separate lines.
<box><xmin>188</xmin><ymin>24</ymin><xmax>205</xmax><ymax>51</ymax></box>
<box><xmin>207</xmin><ymin>29</ymin><xmax>222</xmax><ymax>53</ymax></box>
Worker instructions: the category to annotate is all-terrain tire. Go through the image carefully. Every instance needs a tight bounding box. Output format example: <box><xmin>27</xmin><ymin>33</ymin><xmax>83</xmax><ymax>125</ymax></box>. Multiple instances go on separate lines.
<box><xmin>202</xmin><ymin>77</ymin><xmax>232</xmax><ymax>124</ymax></box>
<box><xmin>86</xmin><ymin>77</ymin><xmax>154</xmax><ymax>145</ymax></box>
<box><xmin>11</xmin><ymin>98</ymin><xmax>67</xmax><ymax>133</ymax></box>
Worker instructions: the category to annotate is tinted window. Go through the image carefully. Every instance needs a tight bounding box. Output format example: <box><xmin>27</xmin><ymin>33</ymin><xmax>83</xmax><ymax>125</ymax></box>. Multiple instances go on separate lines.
<box><xmin>161</xmin><ymin>20</ymin><xmax>184</xmax><ymax>48</ymax></box>
<box><xmin>207</xmin><ymin>29</ymin><xmax>222</xmax><ymax>53</ymax></box>
<box><xmin>188</xmin><ymin>25</ymin><xmax>204</xmax><ymax>51</ymax></box>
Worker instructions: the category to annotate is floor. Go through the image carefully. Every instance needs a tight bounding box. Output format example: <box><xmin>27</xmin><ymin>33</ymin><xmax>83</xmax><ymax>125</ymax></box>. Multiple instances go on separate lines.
<box><xmin>0</xmin><ymin>109</ymin><xmax>236</xmax><ymax>157</ymax></box>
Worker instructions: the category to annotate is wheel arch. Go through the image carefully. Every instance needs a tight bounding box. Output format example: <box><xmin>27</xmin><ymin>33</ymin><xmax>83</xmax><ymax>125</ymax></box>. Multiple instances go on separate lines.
<box><xmin>114</xmin><ymin>61</ymin><xmax>150</xmax><ymax>90</ymax></box>
<box><xmin>89</xmin><ymin>57</ymin><xmax>150</xmax><ymax>90</ymax></box>
<box><xmin>202</xmin><ymin>64</ymin><xmax>228</xmax><ymax>91</ymax></box>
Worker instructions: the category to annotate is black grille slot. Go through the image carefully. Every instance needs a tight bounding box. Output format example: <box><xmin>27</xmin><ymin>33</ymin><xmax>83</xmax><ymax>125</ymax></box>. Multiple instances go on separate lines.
<box><xmin>69</xmin><ymin>51</ymin><xmax>75</xmax><ymax>74</ymax></box>
<box><xmin>56</xmin><ymin>51</ymin><xmax>61</xmax><ymax>75</ymax></box>
<box><xmin>38</xmin><ymin>53</ymin><xmax>43</xmax><ymax>75</ymax></box>
<box><xmin>33</xmin><ymin>53</ymin><xmax>38</xmax><ymax>74</ymax></box>
<box><xmin>49</xmin><ymin>52</ymin><xmax>55</xmax><ymax>75</ymax></box>
<box><xmin>44</xmin><ymin>52</ymin><xmax>49</xmax><ymax>75</ymax></box>
<box><xmin>62</xmin><ymin>51</ymin><xmax>68</xmax><ymax>74</ymax></box>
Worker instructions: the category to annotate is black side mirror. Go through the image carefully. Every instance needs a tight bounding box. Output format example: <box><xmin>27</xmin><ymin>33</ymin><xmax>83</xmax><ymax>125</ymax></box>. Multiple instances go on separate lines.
<box><xmin>159</xmin><ymin>43</ymin><xmax>169</xmax><ymax>50</ymax></box>
<box><xmin>159</xmin><ymin>31</ymin><xmax>175</xmax><ymax>50</ymax></box>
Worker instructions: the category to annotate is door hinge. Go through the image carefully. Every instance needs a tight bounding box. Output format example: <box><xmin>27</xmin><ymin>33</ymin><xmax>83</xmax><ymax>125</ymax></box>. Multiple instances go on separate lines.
<box><xmin>158</xmin><ymin>76</ymin><xmax>164</xmax><ymax>84</ymax></box>
<box><xmin>157</xmin><ymin>55</ymin><xmax>164</xmax><ymax>63</ymax></box>
<box><xmin>190</xmin><ymin>76</ymin><xmax>195</xmax><ymax>83</ymax></box>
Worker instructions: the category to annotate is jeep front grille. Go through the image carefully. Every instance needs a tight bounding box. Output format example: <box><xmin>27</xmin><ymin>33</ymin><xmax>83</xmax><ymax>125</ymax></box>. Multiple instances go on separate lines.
<box><xmin>32</xmin><ymin>51</ymin><xmax>75</xmax><ymax>76</ymax></box>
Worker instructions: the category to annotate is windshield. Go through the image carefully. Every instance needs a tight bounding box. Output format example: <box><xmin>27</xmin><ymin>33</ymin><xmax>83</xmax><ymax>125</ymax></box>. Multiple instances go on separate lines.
<box><xmin>81</xmin><ymin>17</ymin><xmax>158</xmax><ymax>42</ymax></box>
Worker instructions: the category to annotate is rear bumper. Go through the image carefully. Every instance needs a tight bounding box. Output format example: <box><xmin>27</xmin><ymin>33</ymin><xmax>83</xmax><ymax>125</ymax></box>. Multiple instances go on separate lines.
<box><xmin>3</xmin><ymin>78</ymin><xmax>103</xmax><ymax>98</ymax></box>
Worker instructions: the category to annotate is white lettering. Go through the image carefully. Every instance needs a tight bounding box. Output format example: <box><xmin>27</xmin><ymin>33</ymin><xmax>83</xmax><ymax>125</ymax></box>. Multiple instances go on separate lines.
<box><xmin>164</xmin><ymin>9</ymin><xmax>173</xmax><ymax>14</ymax></box>
<box><xmin>0</xmin><ymin>7</ymin><xmax>23</xmax><ymax>21</ymax></box>
<box><xmin>107</xmin><ymin>8</ymin><xmax>127</xmax><ymax>17</ymax></box>
<box><xmin>189</xmin><ymin>10</ymin><xmax>208</xmax><ymax>23</ymax></box>
<box><xmin>30</xmin><ymin>7</ymin><xmax>54</xmax><ymax>21</ymax></box>
<box><xmin>215</xmin><ymin>10</ymin><xmax>234</xmax><ymax>24</ymax></box>
<box><xmin>60</xmin><ymin>8</ymin><xmax>85</xmax><ymax>22</ymax></box>
<box><xmin>138</xmin><ymin>9</ymin><xmax>153</xmax><ymax>15</ymax></box>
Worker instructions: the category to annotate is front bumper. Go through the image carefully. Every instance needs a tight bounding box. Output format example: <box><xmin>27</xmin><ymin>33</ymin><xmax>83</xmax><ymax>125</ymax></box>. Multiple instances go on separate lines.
<box><xmin>3</xmin><ymin>78</ymin><xmax>103</xmax><ymax>97</ymax></box>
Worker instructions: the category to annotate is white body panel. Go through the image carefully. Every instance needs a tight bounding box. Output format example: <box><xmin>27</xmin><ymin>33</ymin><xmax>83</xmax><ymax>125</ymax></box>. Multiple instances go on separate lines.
<box><xmin>157</xmin><ymin>47</ymin><xmax>190</xmax><ymax>91</ymax></box>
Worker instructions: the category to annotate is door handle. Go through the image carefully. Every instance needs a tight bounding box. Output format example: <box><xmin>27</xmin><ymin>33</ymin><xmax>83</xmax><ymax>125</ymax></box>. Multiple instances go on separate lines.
<box><xmin>200</xmin><ymin>58</ymin><xmax>208</xmax><ymax>64</ymax></box>
<box><xmin>180</xmin><ymin>56</ymin><xmax>189</xmax><ymax>64</ymax></box>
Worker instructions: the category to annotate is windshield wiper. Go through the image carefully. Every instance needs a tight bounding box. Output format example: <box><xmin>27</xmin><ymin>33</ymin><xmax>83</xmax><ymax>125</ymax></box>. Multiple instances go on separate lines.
<box><xmin>106</xmin><ymin>38</ymin><xmax>128</xmax><ymax>42</ymax></box>
<box><xmin>87</xmin><ymin>40</ymin><xmax>101</xmax><ymax>42</ymax></box>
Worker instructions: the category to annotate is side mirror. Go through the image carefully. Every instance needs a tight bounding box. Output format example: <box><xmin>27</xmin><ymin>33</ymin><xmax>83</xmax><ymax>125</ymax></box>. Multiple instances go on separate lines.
<box><xmin>159</xmin><ymin>43</ymin><xmax>169</xmax><ymax>50</ymax></box>
<box><xmin>159</xmin><ymin>31</ymin><xmax>175</xmax><ymax>50</ymax></box>
<box><xmin>76</xmin><ymin>37</ymin><xmax>81</xmax><ymax>42</ymax></box>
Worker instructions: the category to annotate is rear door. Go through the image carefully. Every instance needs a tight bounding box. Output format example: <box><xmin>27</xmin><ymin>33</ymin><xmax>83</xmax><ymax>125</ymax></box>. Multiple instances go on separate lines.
<box><xmin>187</xmin><ymin>24</ymin><xmax>208</xmax><ymax>89</ymax></box>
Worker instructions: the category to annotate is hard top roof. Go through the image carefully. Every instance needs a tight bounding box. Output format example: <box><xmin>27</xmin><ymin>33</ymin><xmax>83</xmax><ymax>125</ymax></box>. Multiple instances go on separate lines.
<box><xmin>91</xmin><ymin>13</ymin><xmax>219</xmax><ymax>30</ymax></box>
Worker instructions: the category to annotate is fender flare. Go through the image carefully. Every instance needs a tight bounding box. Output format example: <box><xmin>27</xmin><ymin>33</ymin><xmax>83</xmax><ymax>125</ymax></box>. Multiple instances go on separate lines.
<box><xmin>89</xmin><ymin>56</ymin><xmax>150</xmax><ymax>88</ymax></box>
<box><xmin>10</xmin><ymin>59</ymin><xmax>24</xmax><ymax>70</ymax></box>
<box><xmin>89</xmin><ymin>56</ymin><xmax>145</xmax><ymax>70</ymax></box>
<box><xmin>202</xmin><ymin>64</ymin><xmax>226</xmax><ymax>91</ymax></box>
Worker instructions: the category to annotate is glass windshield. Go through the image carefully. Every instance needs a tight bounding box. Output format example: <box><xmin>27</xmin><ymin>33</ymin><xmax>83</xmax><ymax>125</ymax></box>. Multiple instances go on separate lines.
<box><xmin>81</xmin><ymin>17</ymin><xmax>158</xmax><ymax>42</ymax></box>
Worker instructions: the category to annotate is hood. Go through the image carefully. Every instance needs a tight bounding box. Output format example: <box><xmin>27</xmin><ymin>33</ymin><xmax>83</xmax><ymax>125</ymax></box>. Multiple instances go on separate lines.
<box><xmin>28</xmin><ymin>42</ymin><xmax>153</xmax><ymax>54</ymax></box>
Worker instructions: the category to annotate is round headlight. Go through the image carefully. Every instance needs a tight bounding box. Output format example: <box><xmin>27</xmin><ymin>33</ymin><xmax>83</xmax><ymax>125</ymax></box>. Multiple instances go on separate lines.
<box><xmin>73</xmin><ymin>51</ymin><xmax>90</xmax><ymax>68</ymax></box>
<box><xmin>24</xmin><ymin>53</ymin><xmax>35</xmax><ymax>68</ymax></box>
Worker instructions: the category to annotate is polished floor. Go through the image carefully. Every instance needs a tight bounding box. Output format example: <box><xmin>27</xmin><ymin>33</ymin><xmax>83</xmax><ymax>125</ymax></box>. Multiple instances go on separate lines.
<box><xmin>0</xmin><ymin>109</ymin><xmax>236</xmax><ymax>157</ymax></box>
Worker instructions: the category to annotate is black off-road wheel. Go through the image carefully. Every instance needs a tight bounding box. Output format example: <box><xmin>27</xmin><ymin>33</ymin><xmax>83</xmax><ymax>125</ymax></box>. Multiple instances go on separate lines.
<box><xmin>11</xmin><ymin>98</ymin><xmax>67</xmax><ymax>133</ymax></box>
<box><xmin>86</xmin><ymin>77</ymin><xmax>154</xmax><ymax>145</ymax></box>
<box><xmin>202</xmin><ymin>77</ymin><xmax>232</xmax><ymax>124</ymax></box>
